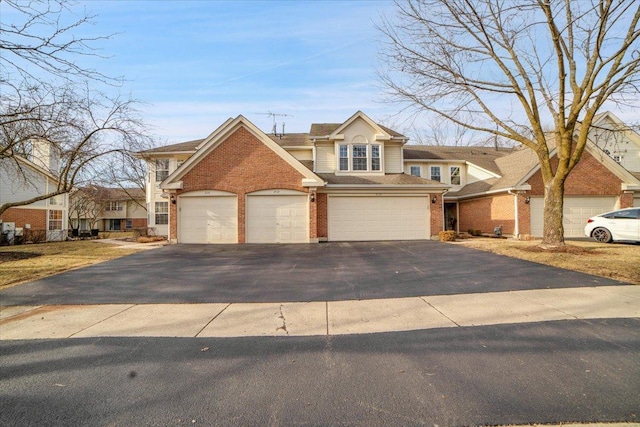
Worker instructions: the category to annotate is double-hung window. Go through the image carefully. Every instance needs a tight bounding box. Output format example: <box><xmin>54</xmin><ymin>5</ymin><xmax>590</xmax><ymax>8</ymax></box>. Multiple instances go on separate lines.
<box><xmin>430</xmin><ymin>166</ymin><xmax>441</xmax><ymax>182</ymax></box>
<box><xmin>105</xmin><ymin>201</ymin><xmax>123</xmax><ymax>211</ymax></box>
<box><xmin>352</xmin><ymin>145</ymin><xmax>368</xmax><ymax>171</ymax></box>
<box><xmin>155</xmin><ymin>202</ymin><xmax>168</xmax><ymax>225</ymax></box>
<box><xmin>339</xmin><ymin>145</ymin><xmax>349</xmax><ymax>171</ymax></box>
<box><xmin>450</xmin><ymin>166</ymin><xmax>461</xmax><ymax>185</ymax></box>
<box><xmin>48</xmin><ymin>210</ymin><xmax>63</xmax><ymax>231</ymax></box>
<box><xmin>371</xmin><ymin>145</ymin><xmax>381</xmax><ymax>171</ymax></box>
<box><xmin>338</xmin><ymin>143</ymin><xmax>382</xmax><ymax>172</ymax></box>
<box><xmin>155</xmin><ymin>159</ymin><xmax>169</xmax><ymax>182</ymax></box>
<box><xmin>410</xmin><ymin>166</ymin><xmax>421</xmax><ymax>177</ymax></box>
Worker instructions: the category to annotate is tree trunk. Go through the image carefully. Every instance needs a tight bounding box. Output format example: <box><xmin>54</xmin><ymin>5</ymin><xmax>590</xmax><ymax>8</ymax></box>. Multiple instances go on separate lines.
<box><xmin>541</xmin><ymin>180</ymin><xmax>565</xmax><ymax>248</ymax></box>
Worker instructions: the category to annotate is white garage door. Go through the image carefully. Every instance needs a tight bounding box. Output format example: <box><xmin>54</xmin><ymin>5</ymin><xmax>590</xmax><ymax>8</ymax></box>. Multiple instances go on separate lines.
<box><xmin>635</xmin><ymin>195</ymin><xmax>640</xmax><ymax>207</ymax></box>
<box><xmin>179</xmin><ymin>195</ymin><xmax>237</xmax><ymax>243</ymax></box>
<box><xmin>328</xmin><ymin>196</ymin><xmax>430</xmax><ymax>241</ymax></box>
<box><xmin>246</xmin><ymin>192</ymin><xmax>308</xmax><ymax>243</ymax></box>
<box><xmin>530</xmin><ymin>196</ymin><xmax>617</xmax><ymax>238</ymax></box>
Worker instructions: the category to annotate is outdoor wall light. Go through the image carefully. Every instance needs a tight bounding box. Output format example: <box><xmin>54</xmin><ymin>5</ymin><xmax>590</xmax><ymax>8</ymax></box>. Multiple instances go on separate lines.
<box><xmin>170</xmin><ymin>195</ymin><xmax>176</xmax><ymax>204</ymax></box>
<box><xmin>525</xmin><ymin>196</ymin><xmax>531</xmax><ymax>204</ymax></box>
<box><xmin>310</xmin><ymin>192</ymin><xmax>316</xmax><ymax>202</ymax></box>
<box><xmin>431</xmin><ymin>196</ymin><xmax>437</xmax><ymax>204</ymax></box>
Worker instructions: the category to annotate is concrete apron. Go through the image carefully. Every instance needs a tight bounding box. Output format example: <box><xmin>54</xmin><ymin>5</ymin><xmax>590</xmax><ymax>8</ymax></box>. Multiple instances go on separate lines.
<box><xmin>1</xmin><ymin>285</ymin><xmax>638</xmax><ymax>340</ymax></box>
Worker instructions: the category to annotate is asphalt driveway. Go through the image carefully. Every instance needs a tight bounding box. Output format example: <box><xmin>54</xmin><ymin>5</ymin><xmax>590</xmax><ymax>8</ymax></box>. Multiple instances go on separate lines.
<box><xmin>0</xmin><ymin>241</ymin><xmax>626</xmax><ymax>306</ymax></box>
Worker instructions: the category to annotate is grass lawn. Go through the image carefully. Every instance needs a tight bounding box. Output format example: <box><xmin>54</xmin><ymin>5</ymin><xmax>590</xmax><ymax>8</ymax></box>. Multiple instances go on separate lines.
<box><xmin>0</xmin><ymin>240</ymin><xmax>144</xmax><ymax>289</ymax></box>
<box><xmin>452</xmin><ymin>238</ymin><xmax>640</xmax><ymax>285</ymax></box>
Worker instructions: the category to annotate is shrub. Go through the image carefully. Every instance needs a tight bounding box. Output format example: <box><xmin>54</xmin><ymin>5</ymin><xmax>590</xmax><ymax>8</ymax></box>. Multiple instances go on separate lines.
<box><xmin>439</xmin><ymin>230</ymin><xmax>457</xmax><ymax>242</ymax></box>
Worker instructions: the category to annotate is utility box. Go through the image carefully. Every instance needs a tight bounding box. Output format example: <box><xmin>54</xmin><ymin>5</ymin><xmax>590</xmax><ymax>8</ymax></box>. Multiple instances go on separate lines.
<box><xmin>1</xmin><ymin>222</ymin><xmax>16</xmax><ymax>245</ymax></box>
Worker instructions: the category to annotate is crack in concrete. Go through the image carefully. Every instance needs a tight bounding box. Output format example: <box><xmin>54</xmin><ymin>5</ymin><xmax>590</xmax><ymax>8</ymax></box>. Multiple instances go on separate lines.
<box><xmin>276</xmin><ymin>304</ymin><xmax>289</xmax><ymax>335</ymax></box>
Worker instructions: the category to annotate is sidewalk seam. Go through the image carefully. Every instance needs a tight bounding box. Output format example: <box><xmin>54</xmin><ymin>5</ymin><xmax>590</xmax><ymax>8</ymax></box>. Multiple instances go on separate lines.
<box><xmin>194</xmin><ymin>303</ymin><xmax>232</xmax><ymax>337</ymax></box>
<box><xmin>67</xmin><ymin>304</ymin><xmax>137</xmax><ymax>338</ymax></box>
<box><xmin>419</xmin><ymin>297</ymin><xmax>461</xmax><ymax>327</ymax></box>
<box><xmin>325</xmin><ymin>301</ymin><xmax>329</xmax><ymax>336</ymax></box>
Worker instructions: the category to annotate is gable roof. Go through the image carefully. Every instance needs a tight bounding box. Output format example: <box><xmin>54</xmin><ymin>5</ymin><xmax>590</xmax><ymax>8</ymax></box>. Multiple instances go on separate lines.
<box><xmin>309</xmin><ymin>111</ymin><xmax>406</xmax><ymax>139</ymax></box>
<box><xmin>160</xmin><ymin>115</ymin><xmax>324</xmax><ymax>190</ymax></box>
<box><xmin>316</xmin><ymin>173</ymin><xmax>445</xmax><ymax>187</ymax></box>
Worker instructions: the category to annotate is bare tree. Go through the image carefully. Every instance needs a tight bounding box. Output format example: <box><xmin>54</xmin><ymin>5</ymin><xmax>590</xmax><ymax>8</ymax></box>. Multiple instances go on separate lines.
<box><xmin>0</xmin><ymin>81</ymin><xmax>149</xmax><ymax>216</ymax></box>
<box><xmin>0</xmin><ymin>1</ymin><xmax>151</xmax><ymax>217</ymax></box>
<box><xmin>0</xmin><ymin>0</ymin><xmax>116</xmax><ymax>84</ymax></box>
<box><xmin>378</xmin><ymin>0</ymin><xmax>640</xmax><ymax>248</ymax></box>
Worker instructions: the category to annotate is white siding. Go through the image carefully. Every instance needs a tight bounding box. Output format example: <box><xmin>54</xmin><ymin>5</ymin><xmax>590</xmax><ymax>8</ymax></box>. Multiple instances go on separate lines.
<box><xmin>1</xmin><ymin>158</ymin><xmax>49</xmax><ymax>207</ymax></box>
<box><xmin>384</xmin><ymin>142</ymin><xmax>403</xmax><ymax>173</ymax></box>
<box><xmin>315</xmin><ymin>144</ymin><xmax>335</xmax><ymax>173</ymax></box>
<box><xmin>287</xmin><ymin>148</ymin><xmax>313</xmax><ymax>161</ymax></box>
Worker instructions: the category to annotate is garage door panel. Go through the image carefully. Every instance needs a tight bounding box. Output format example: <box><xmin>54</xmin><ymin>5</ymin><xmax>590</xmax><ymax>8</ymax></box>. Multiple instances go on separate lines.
<box><xmin>246</xmin><ymin>195</ymin><xmax>308</xmax><ymax>243</ymax></box>
<box><xmin>179</xmin><ymin>196</ymin><xmax>238</xmax><ymax>244</ymax></box>
<box><xmin>530</xmin><ymin>196</ymin><xmax>616</xmax><ymax>238</ymax></box>
<box><xmin>329</xmin><ymin>196</ymin><xmax>429</xmax><ymax>241</ymax></box>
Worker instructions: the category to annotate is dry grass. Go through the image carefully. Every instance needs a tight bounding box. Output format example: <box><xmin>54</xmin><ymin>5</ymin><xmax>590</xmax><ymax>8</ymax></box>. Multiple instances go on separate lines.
<box><xmin>0</xmin><ymin>241</ymin><xmax>143</xmax><ymax>289</ymax></box>
<box><xmin>452</xmin><ymin>237</ymin><xmax>640</xmax><ymax>284</ymax></box>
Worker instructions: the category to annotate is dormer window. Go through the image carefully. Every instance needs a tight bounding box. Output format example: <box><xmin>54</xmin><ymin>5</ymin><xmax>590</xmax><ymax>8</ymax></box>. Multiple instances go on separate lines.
<box><xmin>336</xmin><ymin>140</ymin><xmax>382</xmax><ymax>173</ymax></box>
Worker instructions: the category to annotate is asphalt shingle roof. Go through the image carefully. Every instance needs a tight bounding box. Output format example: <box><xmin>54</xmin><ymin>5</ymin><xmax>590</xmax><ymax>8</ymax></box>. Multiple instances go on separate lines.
<box><xmin>316</xmin><ymin>173</ymin><xmax>442</xmax><ymax>186</ymax></box>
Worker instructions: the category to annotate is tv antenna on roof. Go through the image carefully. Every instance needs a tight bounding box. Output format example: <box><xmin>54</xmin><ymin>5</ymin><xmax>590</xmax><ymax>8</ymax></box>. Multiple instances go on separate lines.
<box><xmin>255</xmin><ymin>111</ymin><xmax>294</xmax><ymax>135</ymax></box>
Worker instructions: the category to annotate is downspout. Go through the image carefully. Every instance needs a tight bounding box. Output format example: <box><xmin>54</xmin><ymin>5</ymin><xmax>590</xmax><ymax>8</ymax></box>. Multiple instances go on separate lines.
<box><xmin>508</xmin><ymin>189</ymin><xmax>519</xmax><ymax>239</ymax></box>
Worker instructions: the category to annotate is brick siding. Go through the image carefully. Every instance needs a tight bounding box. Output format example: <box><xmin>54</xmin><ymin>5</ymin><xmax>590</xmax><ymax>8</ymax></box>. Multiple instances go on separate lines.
<box><xmin>316</xmin><ymin>193</ymin><xmax>328</xmax><ymax>239</ymax></box>
<box><xmin>0</xmin><ymin>207</ymin><xmax>47</xmax><ymax>231</ymax></box>
<box><xmin>430</xmin><ymin>193</ymin><xmax>443</xmax><ymax>238</ymax></box>
<box><xmin>459</xmin><ymin>194</ymin><xmax>515</xmax><ymax>235</ymax></box>
<box><xmin>528</xmin><ymin>151</ymin><xmax>623</xmax><ymax>196</ymax></box>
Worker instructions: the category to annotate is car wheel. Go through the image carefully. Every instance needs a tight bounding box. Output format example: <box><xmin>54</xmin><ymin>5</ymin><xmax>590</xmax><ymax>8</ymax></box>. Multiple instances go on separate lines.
<box><xmin>592</xmin><ymin>227</ymin><xmax>612</xmax><ymax>243</ymax></box>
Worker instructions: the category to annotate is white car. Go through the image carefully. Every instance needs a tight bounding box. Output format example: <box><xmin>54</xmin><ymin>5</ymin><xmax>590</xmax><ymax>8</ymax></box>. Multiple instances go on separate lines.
<box><xmin>584</xmin><ymin>207</ymin><xmax>640</xmax><ymax>243</ymax></box>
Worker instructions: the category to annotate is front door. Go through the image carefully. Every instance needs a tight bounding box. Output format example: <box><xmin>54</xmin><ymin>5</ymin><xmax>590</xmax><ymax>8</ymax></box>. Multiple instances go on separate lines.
<box><xmin>444</xmin><ymin>203</ymin><xmax>458</xmax><ymax>231</ymax></box>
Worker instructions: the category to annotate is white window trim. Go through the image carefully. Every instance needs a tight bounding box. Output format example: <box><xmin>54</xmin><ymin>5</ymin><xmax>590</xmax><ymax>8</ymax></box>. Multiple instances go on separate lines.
<box><xmin>155</xmin><ymin>159</ymin><xmax>170</xmax><ymax>182</ymax></box>
<box><xmin>410</xmin><ymin>166</ymin><xmax>421</xmax><ymax>177</ymax></box>
<box><xmin>430</xmin><ymin>166</ymin><xmax>442</xmax><ymax>182</ymax></box>
<box><xmin>155</xmin><ymin>201</ymin><xmax>169</xmax><ymax>225</ymax></box>
<box><xmin>334</xmin><ymin>143</ymin><xmax>384</xmax><ymax>174</ymax></box>
<box><xmin>450</xmin><ymin>166</ymin><xmax>461</xmax><ymax>186</ymax></box>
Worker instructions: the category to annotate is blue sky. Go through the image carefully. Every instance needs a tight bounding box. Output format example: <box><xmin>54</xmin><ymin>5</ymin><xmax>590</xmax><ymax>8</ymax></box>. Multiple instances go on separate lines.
<box><xmin>3</xmin><ymin>1</ymin><xmax>635</xmax><ymax>146</ymax></box>
<box><xmin>76</xmin><ymin>0</ymin><xmax>398</xmax><ymax>144</ymax></box>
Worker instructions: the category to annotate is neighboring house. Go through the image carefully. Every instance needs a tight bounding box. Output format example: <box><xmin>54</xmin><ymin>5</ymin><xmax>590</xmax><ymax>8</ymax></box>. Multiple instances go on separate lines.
<box><xmin>69</xmin><ymin>186</ymin><xmax>147</xmax><ymax>232</ymax></box>
<box><xmin>139</xmin><ymin>110</ymin><xmax>640</xmax><ymax>243</ymax></box>
<box><xmin>0</xmin><ymin>140</ymin><xmax>68</xmax><ymax>242</ymax></box>
<box><xmin>139</xmin><ymin>111</ymin><xmax>449</xmax><ymax>243</ymax></box>
<box><xmin>588</xmin><ymin>111</ymin><xmax>640</xmax><ymax>173</ymax></box>
<box><xmin>405</xmin><ymin>136</ymin><xmax>640</xmax><ymax>238</ymax></box>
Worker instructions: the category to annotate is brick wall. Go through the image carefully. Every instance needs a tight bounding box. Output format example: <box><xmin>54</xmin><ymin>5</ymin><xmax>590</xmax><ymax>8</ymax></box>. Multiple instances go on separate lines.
<box><xmin>130</xmin><ymin>218</ymin><xmax>147</xmax><ymax>228</ymax></box>
<box><xmin>620</xmin><ymin>192</ymin><xmax>634</xmax><ymax>208</ymax></box>
<box><xmin>430</xmin><ymin>193</ymin><xmax>443</xmax><ymax>238</ymax></box>
<box><xmin>459</xmin><ymin>194</ymin><xmax>515</xmax><ymax>235</ymax></box>
<box><xmin>316</xmin><ymin>193</ymin><xmax>328</xmax><ymax>239</ymax></box>
<box><xmin>528</xmin><ymin>151</ymin><xmax>623</xmax><ymax>196</ymax></box>
<box><xmin>176</xmin><ymin>126</ymin><xmax>308</xmax><ymax>243</ymax></box>
<box><xmin>0</xmin><ymin>207</ymin><xmax>47</xmax><ymax>231</ymax></box>
<box><xmin>517</xmin><ymin>193</ymin><xmax>531</xmax><ymax>237</ymax></box>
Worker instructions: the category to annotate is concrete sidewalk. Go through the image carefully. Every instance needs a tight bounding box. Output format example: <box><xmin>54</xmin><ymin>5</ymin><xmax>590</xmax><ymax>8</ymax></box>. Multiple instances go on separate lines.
<box><xmin>1</xmin><ymin>285</ymin><xmax>638</xmax><ymax>340</ymax></box>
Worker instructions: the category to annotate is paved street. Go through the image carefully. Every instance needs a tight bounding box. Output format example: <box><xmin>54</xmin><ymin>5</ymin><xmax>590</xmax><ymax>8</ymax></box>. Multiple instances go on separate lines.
<box><xmin>1</xmin><ymin>319</ymin><xmax>639</xmax><ymax>426</ymax></box>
